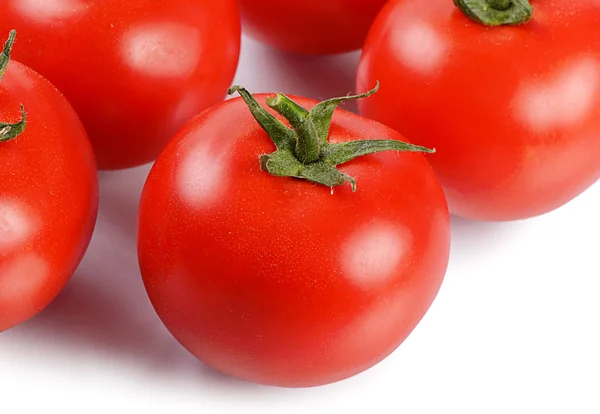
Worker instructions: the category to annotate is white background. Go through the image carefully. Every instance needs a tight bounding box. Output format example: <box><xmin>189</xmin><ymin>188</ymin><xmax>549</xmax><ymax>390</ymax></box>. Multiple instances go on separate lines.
<box><xmin>1</xmin><ymin>35</ymin><xmax>599</xmax><ymax>413</ymax></box>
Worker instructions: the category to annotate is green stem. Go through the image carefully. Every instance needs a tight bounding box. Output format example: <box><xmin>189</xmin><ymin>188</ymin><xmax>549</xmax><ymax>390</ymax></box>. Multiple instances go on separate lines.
<box><xmin>454</xmin><ymin>0</ymin><xmax>533</xmax><ymax>26</ymax></box>
<box><xmin>0</xmin><ymin>30</ymin><xmax>16</xmax><ymax>81</ymax></box>
<box><xmin>322</xmin><ymin>139</ymin><xmax>434</xmax><ymax>166</ymax></box>
<box><xmin>0</xmin><ymin>31</ymin><xmax>27</xmax><ymax>143</ymax></box>
<box><xmin>266</xmin><ymin>94</ymin><xmax>308</xmax><ymax>128</ymax></box>
<box><xmin>487</xmin><ymin>0</ymin><xmax>511</xmax><ymax>10</ymax></box>
<box><xmin>227</xmin><ymin>85</ymin><xmax>296</xmax><ymax>149</ymax></box>
<box><xmin>228</xmin><ymin>83</ymin><xmax>434</xmax><ymax>192</ymax></box>
<box><xmin>265</xmin><ymin>83</ymin><xmax>382</xmax><ymax>164</ymax></box>
<box><xmin>306</xmin><ymin>82</ymin><xmax>380</xmax><ymax>146</ymax></box>
<box><xmin>266</xmin><ymin>93</ymin><xmax>320</xmax><ymax>164</ymax></box>
<box><xmin>0</xmin><ymin>105</ymin><xmax>27</xmax><ymax>142</ymax></box>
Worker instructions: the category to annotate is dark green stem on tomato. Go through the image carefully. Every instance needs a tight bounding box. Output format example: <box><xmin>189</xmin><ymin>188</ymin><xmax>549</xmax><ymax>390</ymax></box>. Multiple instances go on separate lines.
<box><xmin>486</xmin><ymin>0</ymin><xmax>511</xmax><ymax>10</ymax></box>
<box><xmin>266</xmin><ymin>93</ymin><xmax>319</xmax><ymax>164</ymax></box>
<box><xmin>228</xmin><ymin>85</ymin><xmax>296</xmax><ymax>148</ymax></box>
<box><xmin>0</xmin><ymin>30</ymin><xmax>26</xmax><ymax>143</ymax></box>
<box><xmin>0</xmin><ymin>105</ymin><xmax>27</xmax><ymax>142</ymax></box>
<box><xmin>454</xmin><ymin>0</ymin><xmax>533</xmax><ymax>26</ymax></box>
<box><xmin>228</xmin><ymin>83</ymin><xmax>435</xmax><ymax>192</ymax></box>
<box><xmin>0</xmin><ymin>30</ymin><xmax>16</xmax><ymax>81</ymax></box>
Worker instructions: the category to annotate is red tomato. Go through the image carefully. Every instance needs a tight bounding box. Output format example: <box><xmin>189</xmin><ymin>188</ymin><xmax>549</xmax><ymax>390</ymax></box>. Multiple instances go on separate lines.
<box><xmin>0</xmin><ymin>0</ymin><xmax>241</xmax><ymax>170</ymax></box>
<box><xmin>0</xmin><ymin>33</ymin><xmax>98</xmax><ymax>332</ymax></box>
<box><xmin>238</xmin><ymin>0</ymin><xmax>389</xmax><ymax>55</ymax></box>
<box><xmin>138</xmin><ymin>87</ymin><xmax>450</xmax><ymax>387</ymax></box>
<box><xmin>357</xmin><ymin>0</ymin><xmax>600</xmax><ymax>221</ymax></box>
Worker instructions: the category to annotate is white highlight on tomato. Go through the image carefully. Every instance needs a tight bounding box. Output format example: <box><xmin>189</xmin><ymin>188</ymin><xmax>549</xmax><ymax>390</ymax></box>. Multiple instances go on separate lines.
<box><xmin>331</xmin><ymin>283</ymin><xmax>416</xmax><ymax>364</ymax></box>
<box><xmin>0</xmin><ymin>253</ymin><xmax>49</xmax><ymax>311</ymax></box>
<box><xmin>11</xmin><ymin>0</ymin><xmax>86</xmax><ymax>23</ymax></box>
<box><xmin>514</xmin><ymin>57</ymin><xmax>600</xmax><ymax>133</ymax></box>
<box><xmin>0</xmin><ymin>198</ymin><xmax>38</xmax><ymax>251</ymax></box>
<box><xmin>392</xmin><ymin>21</ymin><xmax>448</xmax><ymax>74</ymax></box>
<box><xmin>122</xmin><ymin>22</ymin><xmax>202</xmax><ymax>79</ymax></box>
<box><xmin>342</xmin><ymin>221</ymin><xmax>410</xmax><ymax>288</ymax></box>
<box><xmin>176</xmin><ymin>133</ymin><xmax>228</xmax><ymax>208</ymax></box>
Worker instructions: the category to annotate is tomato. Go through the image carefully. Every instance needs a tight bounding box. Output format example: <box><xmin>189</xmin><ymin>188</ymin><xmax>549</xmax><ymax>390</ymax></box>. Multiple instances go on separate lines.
<box><xmin>0</xmin><ymin>0</ymin><xmax>241</xmax><ymax>170</ymax></box>
<box><xmin>238</xmin><ymin>0</ymin><xmax>389</xmax><ymax>55</ymax></box>
<box><xmin>0</xmin><ymin>32</ymin><xmax>98</xmax><ymax>332</ymax></box>
<box><xmin>138</xmin><ymin>85</ymin><xmax>450</xmax><ymax>387</ymax></box>
<box><xmin>357</xmin><ymin>0</ymin><xmax>600</xmax><ymax>221</ymax></box>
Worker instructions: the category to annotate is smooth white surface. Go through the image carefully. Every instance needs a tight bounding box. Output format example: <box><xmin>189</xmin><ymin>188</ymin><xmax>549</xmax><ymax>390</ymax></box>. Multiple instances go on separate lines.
<box><xmin>1</xmin><ymin>36</ymin><xmax>600</xmax><ymax>413</ymax></box>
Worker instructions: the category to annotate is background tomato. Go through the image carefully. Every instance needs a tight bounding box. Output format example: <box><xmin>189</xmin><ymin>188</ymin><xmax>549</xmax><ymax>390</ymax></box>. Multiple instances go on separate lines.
<box><xmin>0</xmin><ymin>36</ymin><xmax>98</xmax><ymax>332</ymax></box>
<box><xmin>238</xmin><ymin>0</ymin><xmax>389</xmax><ymax>55</ymax></box>
<box><xmin>357</xmin><ymin>0</ymin><xmax>600</xmax><ymax>221</ymax></box>
<box><xmin>138</xmin><ymin>90</ymin><xmax>450</xmax><ymax>387</ymax></box>
<box><xmin>0</xmin><ymin>0</ymin><xmax>241</xmax><ymax>170</ymax></box>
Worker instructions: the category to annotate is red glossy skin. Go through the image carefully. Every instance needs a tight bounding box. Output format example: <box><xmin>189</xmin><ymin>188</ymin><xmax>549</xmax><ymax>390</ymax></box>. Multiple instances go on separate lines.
<box><xmin>238</xmin><ymin>0</ymin><xmax>389</xmax><ymax>55</ymax></box>
<box><xmin>0</xmin><ymin>60</ymin><xmax>98</xmax><ymax>332</ymax></box>
<box><xmin>357</xmin><ymin>0</ymin><xmax>600</xmax><ymax>221</ymax></box>
<box><xmin>138</xmin><ymin>94</ymin><xmax>450</xmax><ymax>387</ymax></box>
<box><xmin>0</xmin><ymin>0</ymin><xmax>241</xmax><ymax>170</ymax></box>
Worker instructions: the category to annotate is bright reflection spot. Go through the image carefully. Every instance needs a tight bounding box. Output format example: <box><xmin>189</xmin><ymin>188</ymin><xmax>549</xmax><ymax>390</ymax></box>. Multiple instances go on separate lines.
<box><xmin>12</xmin><ymin>0</ymin><xmax>86</xmax><ymax>23</ymax></box>
<box><xmin>0</xmin><ymin>199</ymin><xmax>38</xmax><ymax>250</ymax></box>
<box><xmin>122</xmin><ymin>23</ymin><xmax>201</xmax><ymax>78</ymax></box>
<box><xmin>0</xmin><ymin>253</ymin><xmax>49</xmax><ymax>303</ymax></box>
<box><xmin>514</xmin><ymin>57</ymin><xmax>600</xmax><ymax>133</ymax></box>
<box><xmin>333</xmin><ymin>286</ymin><xmax>411</xmax><ymax>362</ymax></box>
<box><xmin>170</xmin><ymin>92</ymin><xmax>203</xmax><ymax>130</ymax></box>
<box><xmin>342</xmin><ymin>222</ymin><xmax>409</xmax><ymax>287</ymax></box>
<box><xmin>176</xmin><ymin>141</ymin><xmax>227</xmax><ymax>207</ymax></box>
<box><xmin>393</xmin><ymin>22</ymin><xmax>448</xmax><ymax>74</ymax></box>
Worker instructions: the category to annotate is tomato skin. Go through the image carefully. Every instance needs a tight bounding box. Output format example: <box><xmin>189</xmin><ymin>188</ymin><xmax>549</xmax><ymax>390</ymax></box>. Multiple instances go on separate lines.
<box><xmin>238</xmin><ymin>0</ymin><xmax>389</xmax><ymax>55</ymax></box>
<box><xmin>357</xmin><ymin>0</ymin><xmax>600</xmax><ymax>221</ymax></box>
<box><xmin>138</xmin><ymin>95</ymin><xmax>450</xmax><ymax>387</ymax></box>
<box><xmin>0</xmin><ymin>61</ymin><xmax>98</xmax><ymax>332</ymax></box>
<box><xmin>0</xmin><ymin>0</ymin><xmax>241</xmax><ymax>170</ymax></box>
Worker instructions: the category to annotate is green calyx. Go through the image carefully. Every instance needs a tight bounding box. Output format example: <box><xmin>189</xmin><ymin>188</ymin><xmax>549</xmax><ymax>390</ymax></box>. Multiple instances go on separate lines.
<box><xmin>454</xmin><ymin>0</ymin><xmax>533</xmax><ymax>26</ymax></box>
<box><xmin>0</xmin><ymin>29</ymin><xmax>15</xmax><ymax>81</ymax></box>
<box><xmin>0</xmin><ymin>105</ymin><xmax>26</xmax><ymax>142</ymax></box>
<box><xmin>228</xmin><ymin>83</ymin><xmax>434</xmax><ymax>192</ymax></box>
<box><xmin>0</xmin><ymin>30</ymin><xmax>27</xmax><ymax>143</ymax></box>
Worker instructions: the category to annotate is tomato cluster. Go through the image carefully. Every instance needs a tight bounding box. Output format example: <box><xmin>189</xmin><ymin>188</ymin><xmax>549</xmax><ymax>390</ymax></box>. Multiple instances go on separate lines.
<box><xmin>1</xmin><ymin>0</ymin><xmax>598</xmax><ymax>388</ymax></box>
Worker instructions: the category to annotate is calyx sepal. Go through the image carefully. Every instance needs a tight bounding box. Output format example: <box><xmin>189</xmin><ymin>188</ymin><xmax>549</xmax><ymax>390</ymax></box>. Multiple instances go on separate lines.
<box><xmin>454</xmin><ymin>0</ymin><xmax>533</xmax><ymax>26</ymax></box>
<box><xmin>228</xmin><ymin>83</ymin><xmax>434</xmax><ymax>192</ymax></box>
<box><xmin>0</xmin><ymin>30</ymin><xmax>27</xmax><ymax>143</ymax></box>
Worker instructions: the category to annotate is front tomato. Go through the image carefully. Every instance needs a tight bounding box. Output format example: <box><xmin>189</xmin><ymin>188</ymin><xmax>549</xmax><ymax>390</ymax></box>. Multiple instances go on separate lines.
<box><xmin>138</xmin><ymin>86</ymin><xmax>450</xmax><ymax>387</ymax></box>
<box><xmin>0</xmin><ymin>0</ymin><xmax>241</xmax><ymax>170</ymax></box>
<box><xmin>0</xmin><ymin>32</ymin><xmax>98</xmax><ymax>331</ymax></box>
<box><xmin>357</xmin><ymin>0</ymin><xmax>600</xmax><ymax>221</ymax></box>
